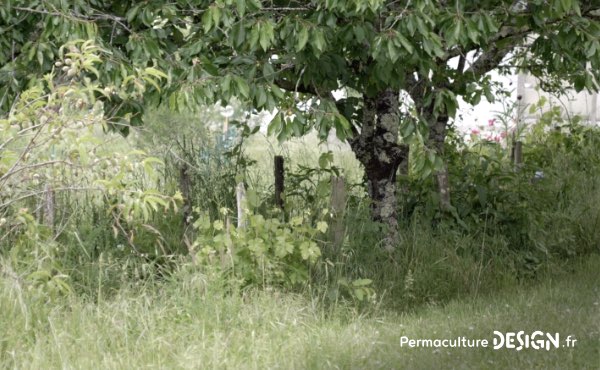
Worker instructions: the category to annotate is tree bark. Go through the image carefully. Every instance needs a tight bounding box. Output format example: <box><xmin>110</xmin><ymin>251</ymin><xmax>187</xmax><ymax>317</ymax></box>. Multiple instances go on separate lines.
<box><xmin>330</xmin><ymin>176</ymin><xmax>346</xmax><ymax>253</ymax></box>
<box><xmin>349</xmin><ymin>89</ymin><xmax>408</xmax><ymax>251</ymax></box>
<box><xmin>179</xmin><ymin>163</ymin><xmax>192</xmax><ymax>229</ymax></box>
<box><xmin>428</xmin><ymin>113</ymin><xmax>451</xmax><ymax>211</ymax></box>
<box><xmin>274</xmin><ymin>155</ymin><xmax>285</xmax><ymax>210</ymax></box>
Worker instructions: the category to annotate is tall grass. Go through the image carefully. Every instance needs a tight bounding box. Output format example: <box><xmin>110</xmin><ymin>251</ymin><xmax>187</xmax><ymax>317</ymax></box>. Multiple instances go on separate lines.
<box><xmin>2</xmin><ymin>107</ymin><xmax>600</xmax><ymax>368</ymax></box>
<box><xmin>1</xmin><ymin>253</ymin><xmax>597</xmax><ymax>369</ymax></box>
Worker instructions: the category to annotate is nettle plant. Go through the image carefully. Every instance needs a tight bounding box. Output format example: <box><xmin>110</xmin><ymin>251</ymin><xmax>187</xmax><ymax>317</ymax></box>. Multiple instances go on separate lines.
<box><xmin>191</xmin><ymin>205</ymin><xmax>325</xmax><ymax>288</ymax></box>
<box><xmin>0</xmin><ymin>40</ymin><xmax>179</xmax><ymax>294</ymax></box>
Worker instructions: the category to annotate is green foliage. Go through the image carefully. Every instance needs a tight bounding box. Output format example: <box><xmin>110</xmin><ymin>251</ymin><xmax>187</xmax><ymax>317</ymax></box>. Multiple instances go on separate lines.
<box><xmin>0</xmin><ymin>42</ymin><xmax>180</xmax><ymax>295</ymax></box>
<box><xmin>2</xmin><ymin>1</ymin><xmax>600</xmax><ymax>139</ymax></box>
<box><xmin>333</xmin><ymin>277</ymin><xmax>376</xmax><ymax>303</ymax></box>
<box><xmin>0</xmin><ymin>253</ymin><xmax>597</xmax><ymax>368</ymax></box>
<box><xmin>136</xmin><ymin>106</ymin><xmax>246</xmax><ymax>220</ymax></box>
<box><xmin>285</xmin><ymin>151</ymin><xmax>341</xmax><ymax>215</ymax></box>
<box><xmin>191</xmin><ymin>207</ymin><xmax>324</xmax><ymax>288</ymax></box>
<box><xmin>448</xmin><ymin>113</ymin><xmax>600</xmax><ymax>259</ymax></box>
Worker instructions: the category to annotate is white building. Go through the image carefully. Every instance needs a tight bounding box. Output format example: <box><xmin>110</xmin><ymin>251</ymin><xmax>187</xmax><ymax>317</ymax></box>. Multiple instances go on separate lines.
<box><xmin>516</xmin><ymin>72</ymin><xmax>599</xmax><ymax>125</ymax></box>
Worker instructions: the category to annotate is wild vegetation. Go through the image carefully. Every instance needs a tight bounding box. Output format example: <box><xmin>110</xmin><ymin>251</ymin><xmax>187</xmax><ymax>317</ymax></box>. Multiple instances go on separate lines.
<box><xmin>1</xmin><ymin>1</ymin><xmax>600</xmax><ymax>369</ymax></box>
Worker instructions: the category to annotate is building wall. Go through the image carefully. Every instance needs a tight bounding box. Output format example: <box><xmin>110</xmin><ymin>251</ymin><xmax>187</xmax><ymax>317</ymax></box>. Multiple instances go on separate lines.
<box><xmin>517</xmin><ymin>72</ymin><xmax>599</xmax><ymax>125</ymax></box>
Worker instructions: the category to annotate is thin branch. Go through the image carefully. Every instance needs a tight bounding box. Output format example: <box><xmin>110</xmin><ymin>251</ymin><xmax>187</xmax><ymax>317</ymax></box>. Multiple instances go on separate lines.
<box><xmin>13</xmin><ymin>6</ymin><xmax>132</xmax><ymax>33</ymax></box>
<box><xmin>0</xmin><ymin>160</ymin><xmax>79</xmax><ymax>183</ymax></box>
<box><xmin>456</xmin><ymin>54</ymin><xmax>466</xmax><ymax>74</ymax></box>
<box><xmin>0</xmin><ymin>186</ymin><xmax>103</xmax><ymax>210</ymax></box>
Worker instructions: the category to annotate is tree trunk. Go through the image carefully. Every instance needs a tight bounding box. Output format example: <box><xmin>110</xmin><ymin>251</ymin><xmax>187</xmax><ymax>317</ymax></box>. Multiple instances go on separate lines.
<box><xmin>428</xmin><ymin>114</ymin><xmax>451</xmax><ymax>211</ymax></box>
<box><xmin>330</xmin><ymin>176</ymin><xmax>346</xmax><ymax>253</ymax></box>
<box><xmin>179</xmin><ymin>162</ymin><xmax>195</xmax><ymax>258</ymax></box>
<box><xmin>349</xmin><ymin>89</ymin><xmax>408</xmax><ymax>251</ymax></box>
<box><xmin>274</xmin><ymin>155</ymin><xmax>285</xmax><ymax>210</ymax></box>
<box><xmin>179</xmin><ymin>163</ymin><xmax>192</xmax><ymax>229</ymax></box>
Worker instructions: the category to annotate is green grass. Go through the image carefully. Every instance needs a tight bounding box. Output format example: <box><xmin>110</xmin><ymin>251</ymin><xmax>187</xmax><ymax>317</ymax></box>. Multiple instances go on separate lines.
<box><xmin>243</xmin><ymin>130</ymin><xmax>363</xmax><ymax>191</ymax></box>
<box><xmin>1</xmin><ymin>255</ymin><xmax>598</xmax><ymax>369</ymax></box>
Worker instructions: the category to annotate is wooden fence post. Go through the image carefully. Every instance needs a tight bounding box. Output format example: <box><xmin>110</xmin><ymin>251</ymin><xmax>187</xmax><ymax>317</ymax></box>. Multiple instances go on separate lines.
<box><xmin>178</xmin><ymin>162</ymin><xmax>196</xmax><ymax>262</ymax></box>
<box><xmin>274</xmin><ymin>155</ymin><xmax>285</xmax><ymax>210</ymax></box>
<box><xmin>513</xmin><ymin>141</ymin><xmax>523</xmax><ymax>168</ymax></box>
<box><xmin>236</xmin><ymin>182</ymin><xmax>247</xmax><ymax>229</ymax></box>
<box><xmin>330</xmin><ymin>176</ymin><xmax>346</xmax><ymax>252</ymax></box>
<box><xmin>179</xmin><ymin>163</ymin><xmax>192</xmax><ymax>229</ymax></box>
<box><xmin>43</xmin><ymin>183</ymin><xmax>55</xmax><ymax>233</ymax></box>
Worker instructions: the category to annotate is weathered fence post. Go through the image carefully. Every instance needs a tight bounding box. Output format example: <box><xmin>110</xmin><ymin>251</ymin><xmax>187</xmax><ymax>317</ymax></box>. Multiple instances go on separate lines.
<box><xmin>236</xmin><ymin>182</ymin><xmax>247</xmax><ymax>229</ymax></box>
<box><xmin>513</xmin><ymin>141</ymin><xmax>523</xmax><ymax>167</ymax></box>
<box><xmin>512</xmin><ymin>94</ymin><xmax>524</xmax><ymax>169</ymax></box>
<box><xmin>179</xmin><ymin>162</ymin><xmax>192</xmax><ymax>229</ymax></box>
<box><xmin>43</xmin><ymin>183</ymin><xmax>55</xmax><ymax>233</ymax></box>
<box><xmin>330</xmin><ymin>176</ymin><xmax>346</xmax><ymax>252</ymax></box>
<box><xmin>178</xmin><ymin>161</ymin><xmax>196</xmax><ymax>262</ymax></box>
<box><xmin>274</xmin><ymin>155</ymin><xmax>285</xmax><ymax>210</ymax></box>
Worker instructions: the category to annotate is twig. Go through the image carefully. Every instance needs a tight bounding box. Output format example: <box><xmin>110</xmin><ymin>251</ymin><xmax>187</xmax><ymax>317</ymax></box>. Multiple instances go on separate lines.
<box><xmin>0</xmin><ymin>186</ymin><xmax>103</xmax><ymax>210</ymax></box>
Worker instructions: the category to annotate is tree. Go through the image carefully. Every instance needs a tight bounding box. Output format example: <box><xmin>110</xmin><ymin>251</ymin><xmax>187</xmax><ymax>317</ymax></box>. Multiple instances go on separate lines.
<box><xmin>2</xmin><ymin>0</ymin><xmax>600</xmax><ymax>249</ymax></box>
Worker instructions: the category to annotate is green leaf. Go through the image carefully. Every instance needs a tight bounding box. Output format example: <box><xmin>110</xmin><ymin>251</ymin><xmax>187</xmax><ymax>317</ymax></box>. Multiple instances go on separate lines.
<box><xmin>236</xmin><ymin>0</ymin><xmax>246</xmax><ymax>17</ymax></box>
<box><xmin>406</xmin><ymin>17</ymin><xmax>416</xmax><ymax>36</ymax></box>
<box><xmin>395</xmin><ymin>33</ymin><xmax>413</xmax><ymax>54</ymax></box>
<box><xmin>256</xmin><ymin>85</ymin><xmax>267</xmax><ymax>107</ymax></box>
<box><xmin>262</xmin><ymin>62</ymin><xmax>275</xmax><ymax>82</ymax></box>
<box><xmin>452</xmin><ymin>20</ymin><xmax>462</xmax><ymax>45</ymax></box>
<box><xmin>144</xmin><ymin>67</ymin><xmax>167</xmax><ymax>79</ymax></box>
<box><xmin>334</xmin><ymin>113</ymin><xmax>350</xmax><ymax>141</ymax></box>
<box><xmin>354</xmin><ymin>25</ymin><xmax>366</xmax><ymax>41</ymax></box>
<box><xmin>267</xmin><ymin>113</ymin><xmax>283</xmax><ymax>136</ymax></box>
<box><xmin>221</xmin><ymin>74</ymin><xmax>232</xmax><ymax>93</ymax></box>
<box><xmin>202</xmin><ymin>8</ymin><xmax>213</xmax><ymax>33</ymax></box>
<box><xmin>211</xmin><ymin>6</ymin><xmax>221</xmax><ymax>28</ymax></box>
<box><xmin>296</xmin><ymin>26</ymin><xmax>309</xmax><ymax>52</ymax></box>
<box><xmin>249</xmin><ymin>0</ymin><xmax>262</xmax><ymax>10</ymax></box>
<box><xmin>444</xmin><ymin>93</ymin><xmax>457</xmax><ymax>118</ymax></box>
<box><xmin>36</xmin><ymin>49</ymin><xmax>44</xmax><ymax>66</ymax></box>
<box><xmin>476</xmin><ymin>185</ymin><xmax>488</xmax><ymax>206</ymax></box>
<box><xmin>387</xmin><ymin>40</ymin><xmax>400</xmax><ymax>62</ymax></box>
<box><xmin>126</xmin><ymin>5</ymin><xmax>141</xmax><ymax>23</ymax></box>
<box><xmin>433</xmin><ymin>91</ymin><xmax>444</xmax><ymax>114</ymax></box>
<box><xmin>213</xmin><ymin>220</ymin><xmax>224</xmax><ymax>231</ymax></box>
<box><xmin>233</xmin><ymin>22</ymin><xmax>246</xmax><ymax>47</ymax></box>
<box><xmin>249</xmin><ymin>27</ymin><xmax>260</xmax><ymax>49</ymax></box>
<box><xmin>484</xmin><ymin>88</ymin><xmax>495</xmax><ymax>103</ymax></box>
<box><xmin>316</xmin><ymin>221</ymin><xmax>328</xmax><ymax>233</ymax></box>
<box><xmin>586</xmin><ymin>41</ymin><xmax>598</xmax><ymax>58</ymax></box>
<box><xmin>420</xmin><ymin>165</ymin><xmax>432</xmax><ymax>180</ymax></box>
<box><xmin>270</xmin><ymin>83</ymin><xmax>284</xmax><ymax>99</ymax></box>
<box><xmin>234</xmin><ymin>76</ymin><xmax>250</xmax><ymax>98</ymax></box>
<box><xmin>318</xmin><ymin>152</ymin><xmax>333</xmax><ymax>169</ymax></box>
<box><xmin>291</xmin><ymin>116</ymin><xmax>303</xmax><ymax>136</ymax></box>
<box><xmin>352</xmin><ymin>278</ymin><xmax>372</xmax><ymax>287</ymax></box>
<box><xmin>259</xmin><ymin>23</ymin><xmax>272</xmax><ymax>51</ymax></box>
<box><xmin>312</xmin><ymin>29</ymin><xmax>326</xmax><ymax>53</ymax></box>
<box><xmin>466</xmin><ymin>20</ymin><xmax>479</xmax><ymax>43</ymax></box>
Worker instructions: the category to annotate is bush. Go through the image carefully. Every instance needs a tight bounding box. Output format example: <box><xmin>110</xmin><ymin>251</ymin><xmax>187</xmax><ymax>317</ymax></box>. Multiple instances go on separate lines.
<box><xmin>190</xmin><ymin>208</ymin><xmax>324</xmax><ymax>288</ymax></box>
<box><xmin>0</xmin><ymin>40</ymin><xmax>180</xmax><ymax>297</ymax></box>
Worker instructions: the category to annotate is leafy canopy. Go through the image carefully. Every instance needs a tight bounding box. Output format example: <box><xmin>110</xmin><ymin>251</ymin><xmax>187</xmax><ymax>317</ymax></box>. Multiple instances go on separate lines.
<box><xmin>2</xmin><ymin>1</ymin><xmax>599</xmax><ymax>137</ymax></box>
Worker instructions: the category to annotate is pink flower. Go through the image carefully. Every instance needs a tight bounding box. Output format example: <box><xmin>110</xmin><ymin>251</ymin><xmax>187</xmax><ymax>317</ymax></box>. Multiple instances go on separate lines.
<box><xmin>488</xmin><ymin>119</ymin><xmax>495</xmax><ymax>126</ymax></box>
<box><xmin>500</xmin><ymin>131</ymin><xmax>507</xmax><ymax>138</ymax></box>
<box><xmin>494</xmin><ymin>136</ymin><xmax>501</xmax><ymax>142</ymax></box>
<box><xmin>471</xmin><ymin>129</ymin><xmax>480</xmax><ymax>135</ymax></box>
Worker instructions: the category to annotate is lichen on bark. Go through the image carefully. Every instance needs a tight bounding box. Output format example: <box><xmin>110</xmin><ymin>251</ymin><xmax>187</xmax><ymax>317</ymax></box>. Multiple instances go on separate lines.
<box><xmin>349</xmin><ymin>88</ymin><xmax>408</xmax><ymax>251</ymax></box>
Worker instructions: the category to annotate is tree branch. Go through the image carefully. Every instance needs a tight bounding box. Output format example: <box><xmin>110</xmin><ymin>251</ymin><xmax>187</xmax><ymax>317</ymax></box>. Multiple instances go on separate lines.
<box><xmin>463</xmin><ymin>41</ymin><xmax>516</xmax><ymax>80</ymax></box>
<box><xmin>13</xmin><ymin>6</ymin><xmax>132</xmax><ymax>33</ymax></box>
<box><xmin>274</xmin><ymin>77</ymin><xmax>317</xmax><ymax>95</ymax></box>
<box><xmin>456</xmin><ymin>54</ymin><xmax>466</xmax><ymax>74</ymax></box>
